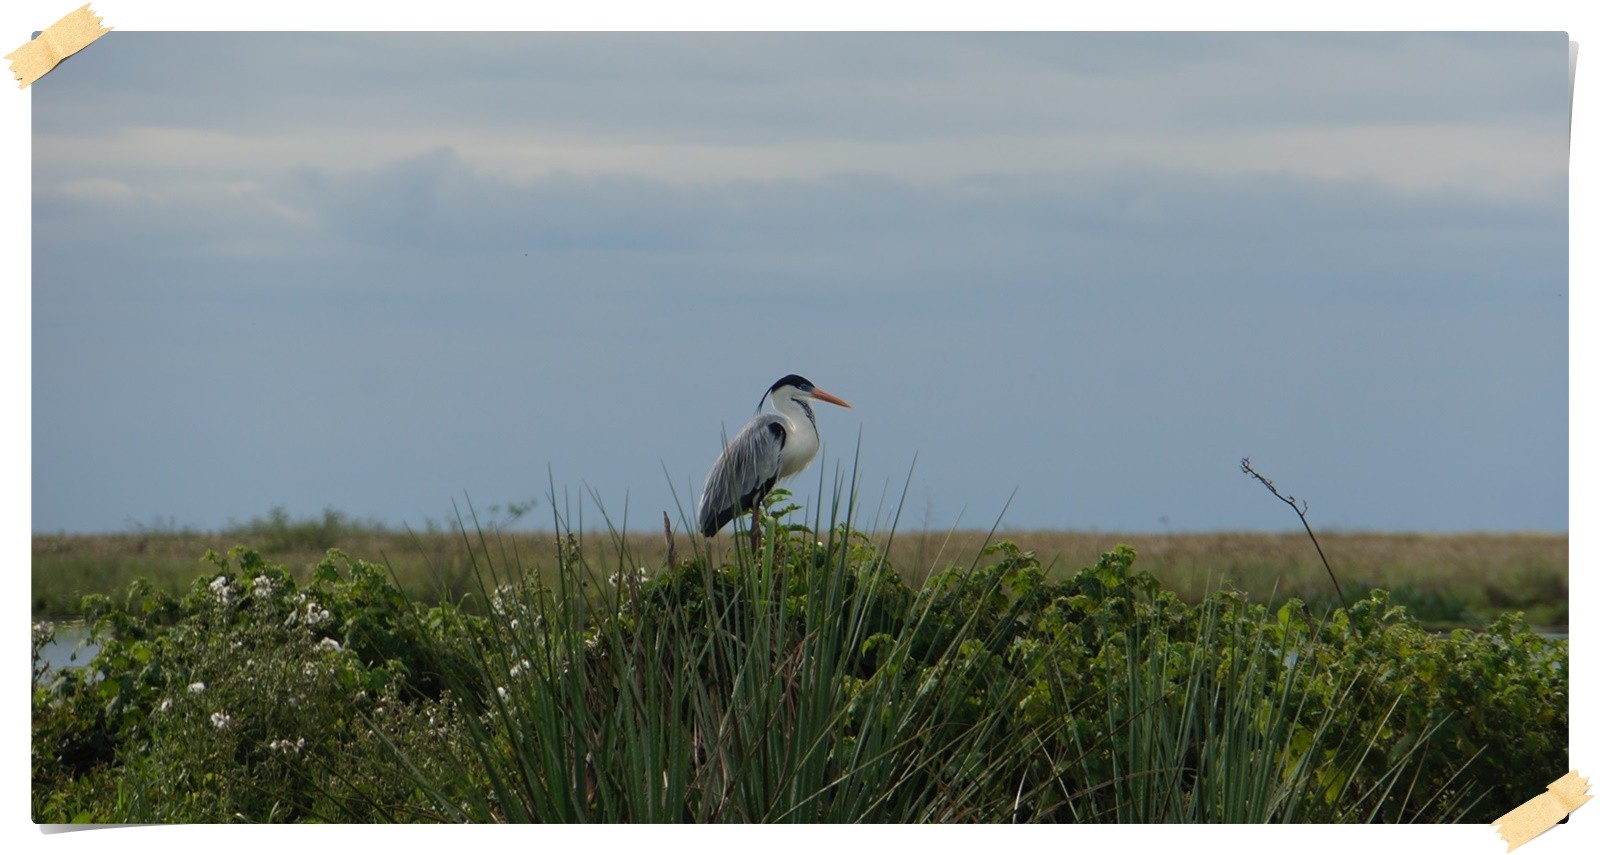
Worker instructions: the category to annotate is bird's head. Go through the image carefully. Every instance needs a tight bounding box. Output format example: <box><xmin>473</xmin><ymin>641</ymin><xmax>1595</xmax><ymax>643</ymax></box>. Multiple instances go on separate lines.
<box><xmin>760</xmin><ymin>374</ymin><xmax>852</xmax><ymax>412</ymax></box>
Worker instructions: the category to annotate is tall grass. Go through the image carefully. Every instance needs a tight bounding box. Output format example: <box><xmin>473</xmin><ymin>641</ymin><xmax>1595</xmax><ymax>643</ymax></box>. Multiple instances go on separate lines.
<box><xmin>1062</xmin><ymin>594</ymin><xmax>1447</xmax><ymax>822</ymax></box>
<box><xmin>387</xmin><ymin>474</ymin><xmax>1054</xmax><ymax>821</ymax></box>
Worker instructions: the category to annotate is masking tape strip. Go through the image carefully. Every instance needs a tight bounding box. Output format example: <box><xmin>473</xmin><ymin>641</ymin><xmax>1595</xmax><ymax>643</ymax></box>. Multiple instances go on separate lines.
<box><xmin>6</xmin><ymin>4</ymin><xmax>112</xmax><ymax>90</ymax></box>
<box><xmin>1493</xmin><ymin>771</ymin><xmax>1591</xmax><ymax>852</ymax></box>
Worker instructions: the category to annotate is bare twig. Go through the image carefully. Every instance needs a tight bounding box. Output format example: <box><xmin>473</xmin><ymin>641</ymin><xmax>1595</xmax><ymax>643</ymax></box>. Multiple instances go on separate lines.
<box><xmin>1240</xmin><ymin>457</ymin><xmax>1348</xmax><ymax>609</ymax></box>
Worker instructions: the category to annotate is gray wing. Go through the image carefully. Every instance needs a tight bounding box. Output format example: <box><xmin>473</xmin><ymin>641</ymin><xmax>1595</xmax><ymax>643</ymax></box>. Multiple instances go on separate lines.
<box><xmin>697</xmin><ymin>414</ymin><xmax>786</xmax><ymax>536</ymax></box>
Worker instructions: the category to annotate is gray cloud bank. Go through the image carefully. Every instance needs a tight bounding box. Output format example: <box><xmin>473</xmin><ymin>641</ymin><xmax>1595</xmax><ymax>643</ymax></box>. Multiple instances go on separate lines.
<box><xmin>32</xmin><ymin>31</ymin><xmax>1568</xmax><ymax>533</ymax></box>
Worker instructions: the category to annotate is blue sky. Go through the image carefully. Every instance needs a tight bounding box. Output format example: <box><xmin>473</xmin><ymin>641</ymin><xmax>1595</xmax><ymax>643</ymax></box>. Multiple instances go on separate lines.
<box><xmin>22</xmin><ymin>27</ymin><xmax>1574</xmax><ymax>534</ymax></box>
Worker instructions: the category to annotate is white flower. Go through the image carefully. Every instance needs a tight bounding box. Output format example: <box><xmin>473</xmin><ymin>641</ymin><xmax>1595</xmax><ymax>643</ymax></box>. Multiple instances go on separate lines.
<box><xmin>211</xmin><ymin>711</ymin><xmax>232</xmax><ymax>729</ymax></box>
<box><xmin>496</xmin><ymin>686</ymin><xmax>509</xmax><ymax>701</ymax></box>
<box><xmin>209</xmin><ymin>575</ymin><xmax>232</xmax><ymax>605</ymax></box>
<box><xmin>508</xmin><ymin>659</ymin><xmax>531</xmax><ymax>678</ymax></box>
<box><xmin>304</xmin><ymin>602</ymin><xmax>330</xmax><ymax>626</ymax></box>
<box><xmin>252</xmin><ymin>575</ymin><xmax>274</xmax><ymax>597</ymax></box>
<box><xmin>315</xmin><ymin>637</ymin><xmax>342</xmax><ymax>652</ymax></box>
<box><xmin>158</xmin><ymin>698</ymin><xmax>172</xmax><ymax>712</ymax></box>
<box><xmin>608</xmin><ymin>566</ymin><xmax>650</xmax><ymax>587</ymax></box>
<box><xmin>188</xmin><ymin>681</ymin><xmax>207</xmax><ymax>694</ymax></box>
<box><xmin>270</xmin><ymin>737</ymin><xmax>305</xmax><ymax>754</ymax></box>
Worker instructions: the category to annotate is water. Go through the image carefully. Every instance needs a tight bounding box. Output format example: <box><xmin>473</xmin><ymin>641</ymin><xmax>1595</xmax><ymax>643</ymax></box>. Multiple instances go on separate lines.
<box><xmin>33</xmin><ymin>621</ymin><xmax>99</xmax><ymax>678</ymax></box>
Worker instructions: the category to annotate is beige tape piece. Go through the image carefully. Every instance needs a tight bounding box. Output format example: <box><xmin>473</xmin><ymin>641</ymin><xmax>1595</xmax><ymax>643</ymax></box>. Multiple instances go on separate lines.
<box><xmin>1493</xmin><ymin>771</ymin><xmax>1592</xmax><ymax>852</ymax></box>
<box><xmin>5</xmin><ymin>4</ymin><xmax>112</xmax><ymax>90</ymax></box>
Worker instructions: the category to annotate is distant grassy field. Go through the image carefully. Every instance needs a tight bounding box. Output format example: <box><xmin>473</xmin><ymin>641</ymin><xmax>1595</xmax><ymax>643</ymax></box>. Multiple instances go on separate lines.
<box><xmin>30</xmin><ymin>510</ymin><xmax>1567</xmax><ymax>630</ymax></box>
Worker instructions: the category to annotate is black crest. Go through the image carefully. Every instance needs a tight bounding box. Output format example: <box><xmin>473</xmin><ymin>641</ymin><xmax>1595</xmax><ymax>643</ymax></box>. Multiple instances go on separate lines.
<box><xmin>759</xmin><ymin>374</ymin><xmax>814</xmax><ymax>409</ymax></box>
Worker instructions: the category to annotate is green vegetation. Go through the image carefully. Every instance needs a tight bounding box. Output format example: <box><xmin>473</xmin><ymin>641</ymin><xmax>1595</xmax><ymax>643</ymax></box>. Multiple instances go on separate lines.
<box><xmin>953</xmin><ymin>529</ymin><xmax>1569</xmax><ymax>631</ymax></box>
<box><xmin>32</xmin><ymin>494</ymin><xmax>1567</xmax><ymax>823</ymax></box>
<box><xmin>32</xmin><ymin>507</ymin><xmax>1569</xmax><ymax>631</ymax></box>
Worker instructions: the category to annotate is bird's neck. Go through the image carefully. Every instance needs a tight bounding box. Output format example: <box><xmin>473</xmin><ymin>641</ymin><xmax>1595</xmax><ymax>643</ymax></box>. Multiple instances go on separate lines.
<box><xmin>775</xmin><ymin>395</ymin><xmax>816</xmax><ymax>428</ymax></box>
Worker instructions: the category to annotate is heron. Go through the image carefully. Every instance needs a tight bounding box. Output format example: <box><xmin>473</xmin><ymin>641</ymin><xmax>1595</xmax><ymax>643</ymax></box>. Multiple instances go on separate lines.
<box><xmin>697</xmin><ymin>374</ymin><xmax>852</xmax><ymax>539</ymax></box>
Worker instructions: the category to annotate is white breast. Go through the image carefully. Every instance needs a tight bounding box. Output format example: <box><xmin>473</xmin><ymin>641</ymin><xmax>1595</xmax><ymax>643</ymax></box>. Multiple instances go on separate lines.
<box><xmin>776</xmin><ymin>411</ymin><xmax>820</xmax><ymax>479</ymax></box>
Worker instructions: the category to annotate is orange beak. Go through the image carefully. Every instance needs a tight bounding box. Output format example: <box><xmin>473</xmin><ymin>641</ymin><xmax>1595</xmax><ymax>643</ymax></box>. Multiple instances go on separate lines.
<box><xmin>808</xmin><ymin>388</ymin><xmax>852</xmax><ymax>408</ymax></box>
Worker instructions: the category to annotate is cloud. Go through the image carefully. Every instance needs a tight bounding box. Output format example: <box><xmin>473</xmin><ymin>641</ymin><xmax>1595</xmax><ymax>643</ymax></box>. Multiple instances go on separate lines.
<box><xmin>36</xmin><ymin>133</ymin><xmax>1563</xmax><ymax>314</ymax></box>
<box><xmin>29</xmin><ymin>31</ymin><xmax>1569</xmax><ymax>533</ymax></box>
<box><xmin>38</xmin><ymin>33</ymin><xmax>1566</xmax><ymax>192</ymax></box>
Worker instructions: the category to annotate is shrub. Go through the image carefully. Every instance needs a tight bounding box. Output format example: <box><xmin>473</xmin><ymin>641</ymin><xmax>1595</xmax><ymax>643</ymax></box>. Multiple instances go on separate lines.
<box><xmin>31</xmin><ymin>547</ymin><xmax>474</xmax><ymax>822</ymax></box>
